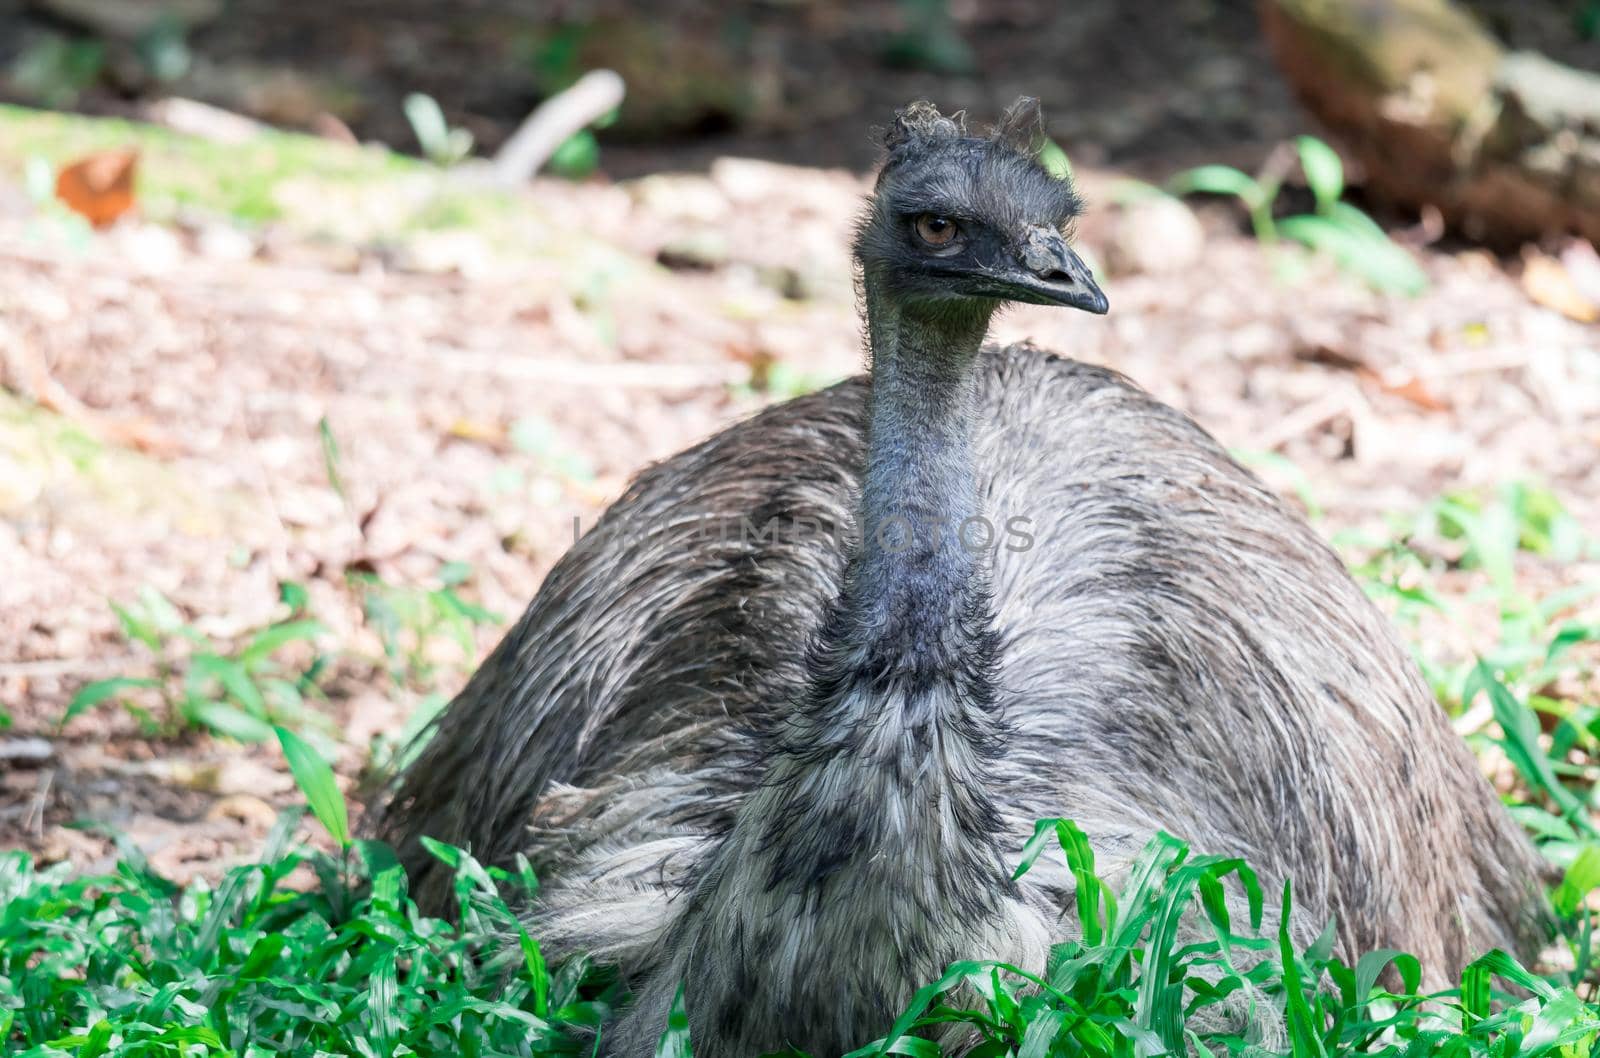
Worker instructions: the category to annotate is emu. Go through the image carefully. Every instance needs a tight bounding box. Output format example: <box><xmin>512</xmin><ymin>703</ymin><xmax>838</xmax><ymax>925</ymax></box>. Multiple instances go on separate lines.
<box><xmin>378</xmin><ymin>100</ymin><xmax>1546</xmax><ymax>1055</ymax></box>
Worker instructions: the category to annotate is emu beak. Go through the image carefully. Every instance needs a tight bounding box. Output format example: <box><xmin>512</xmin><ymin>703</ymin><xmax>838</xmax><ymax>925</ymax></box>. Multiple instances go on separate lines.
<box><xmin>1011</xmin><ymin>225</ymin><xmax>1109</xmax><ymax>314</ymax></box>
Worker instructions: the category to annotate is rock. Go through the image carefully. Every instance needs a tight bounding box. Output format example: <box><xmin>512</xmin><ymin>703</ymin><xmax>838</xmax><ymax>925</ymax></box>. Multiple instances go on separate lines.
<box><xmin>1560</xmin><ymin>239</ymin><xmax>1600</xmax><ymax>306</ymax></box>
<box><xmin>0</xmin><ymin>462</ymin><xmax>46</xmax><ymax>513</ymax></box>
<box><xmin>1520</xmin><ymin>250</ymin><xmax>1599</xmax><ymax>323</ymax></box>
<box><xmin>212</xmin><ymin>754</ymin><xmax>294</xmax><ymax>797</ymax></box>
<box><xmin>195</xmin><ymin>223</ymin><xmax>257</xmax><ymax>262</ymax></box>
<box><xmin>37</xmin><ymin>824</ymin><xmax>106</xmax><ymax>867</ymax></box>
<box><xmin>710</xmin><ymin>158</ymin><xmax>859</xmax><ymax>216</ymax></box>
<box><xmin>206</xmin><ymin>793</ymin><xmax>279</xmax><ymax>829</ymax></box>
<box><xmin>108</xmin><ymin>222</ymin><xmax>186</xmax><ymax>274</ymax></box>
<box><xmin>631</xmin><ymin>174</ymin><xmax>728</xmax><ymax>224</ymax></box>
<box><xmin>400</xmin><ymin>230</ymin><xmax>496</xmax><ymax>278</ymax></box>
<box><xmin>1104</xmin><ymin>195</ymin><xmax>1206</xmax><ymax>277</ymax></box>
<box><xmin>0</xmin><ymin>738</ymin><xmax>54</xmax><ymax>764</ymax></box>
<box><xmin>1262</xmin><ymin>0</ymin><xmax>1600</xmax><ymax>246</ymax></box>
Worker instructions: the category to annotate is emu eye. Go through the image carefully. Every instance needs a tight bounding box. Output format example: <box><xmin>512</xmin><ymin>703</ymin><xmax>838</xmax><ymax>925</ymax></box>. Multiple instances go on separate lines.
<box><xmin>914</xmin><ymin>214</ymin><xmax>960</xmax><ymax>249</ymax></box>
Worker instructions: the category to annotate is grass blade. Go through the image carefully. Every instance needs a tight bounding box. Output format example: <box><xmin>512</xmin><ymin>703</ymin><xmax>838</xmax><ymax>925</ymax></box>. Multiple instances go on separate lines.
<box><xmin>655</xmin><ymin>982</ymin><xmax>694</xmax><ymax>1058</ymax></box>
<box><xmin>275</xmin><ymin>724</ymin><xmax>349</xmax><ymax>847</ymax></box>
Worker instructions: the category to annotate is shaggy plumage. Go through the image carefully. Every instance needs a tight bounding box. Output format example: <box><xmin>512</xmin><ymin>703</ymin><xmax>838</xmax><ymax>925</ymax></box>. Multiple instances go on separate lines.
<box><xmin>376</xmin><ymin>100</ymin><xmax>1547</xmax><ymax>1056</ymax></box>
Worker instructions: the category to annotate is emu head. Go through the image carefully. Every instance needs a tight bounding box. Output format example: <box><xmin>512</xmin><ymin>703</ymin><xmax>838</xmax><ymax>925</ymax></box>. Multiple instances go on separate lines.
<box><xmin>854</xmin><ymin>98</ymin><xmax>1108</xmax><ymax>316</ymax></box>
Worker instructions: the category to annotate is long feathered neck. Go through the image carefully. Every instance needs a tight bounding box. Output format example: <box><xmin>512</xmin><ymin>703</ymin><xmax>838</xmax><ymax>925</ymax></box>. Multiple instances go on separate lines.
<box><xmin>661</xmin><ymin>283</ymin><xmax>1023</xmax><ymax>1053</ymax></box>
<box><xmin>852</xmin><ymin>288</ymin><xmax>994</xmax><ymax>655</ymax></box>
<box><xmin>750</xmin><ymin>281</ymin><xmax>1014</xmax><ymax>901</ymax></box>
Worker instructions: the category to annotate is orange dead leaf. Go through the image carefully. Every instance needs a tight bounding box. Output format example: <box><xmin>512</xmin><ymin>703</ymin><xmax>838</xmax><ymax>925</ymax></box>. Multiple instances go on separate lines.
<box><xmin>1355</xmin><ymin>366</ymin><xmax>1451</xmax><ymax>412</ymax></box>
<box><xmin>1521</xmin><ymin>251</ymin><xmax>1599</xmax><ymax>323</ymax></box>
<box><xmin>1377</xmin><ymin>374</ymin><xmax>1450</xmax><ymax>412</ymax></box>
<box><xmin>99</xmin><ymin>416</ymin><xmax>181</xmax><ymax>457</ymax></box>
<box><xmin>54</xmin><ymin>148</ymin><xmax>139</xmax><ymax>228</ymax></box>
<box><xmin>447</xmin><ymin>417</ymin><xmax>508</xmax><ymax>448</ymax></box>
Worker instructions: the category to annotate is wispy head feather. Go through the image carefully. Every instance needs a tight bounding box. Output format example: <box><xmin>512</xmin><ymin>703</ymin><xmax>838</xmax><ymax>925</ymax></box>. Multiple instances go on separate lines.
<box><xmin>990</xmin><ymin>97</ymin><xmax>1045</xmax><ymax>157</ymax></box>
<box><xmin>881</xmin><ymin>101</ymin><xmax>966</xmax><ymax>153</ymax></box>
<box><xmin>879</xmin><ymin>98</ymin><xmax>1050</xmax><ymax>161</ymax></box>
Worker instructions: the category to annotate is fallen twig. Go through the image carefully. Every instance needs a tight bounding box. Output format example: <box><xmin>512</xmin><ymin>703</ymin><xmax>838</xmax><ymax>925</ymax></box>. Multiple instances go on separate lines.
<box><xmin>144</xmin><ymin>97</ymin><xmax>266</xmax><ymax>145</ymax></box>
<box><xmin>488</xmin><ymin>70</ymin><xmax>626</xmax><ymax>186</ymax></box>
<box><xmin>24</xmin><ymin>768</ymin><xmax>54</xmax><ymax>837</ymax></box>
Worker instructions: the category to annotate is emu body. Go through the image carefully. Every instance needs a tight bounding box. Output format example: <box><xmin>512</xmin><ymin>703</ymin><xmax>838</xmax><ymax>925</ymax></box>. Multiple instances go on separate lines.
<box><xmin>379</xmin><ymin>102</ymin><xmax>1546</xmax><ymax>1056</ymax></box>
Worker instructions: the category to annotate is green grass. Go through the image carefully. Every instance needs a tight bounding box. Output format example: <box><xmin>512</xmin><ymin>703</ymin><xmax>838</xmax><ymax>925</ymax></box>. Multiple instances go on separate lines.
<box><xmin>0</xmin><ymin>821</ymin><xmax>615</xmax><ymax>1056</ymax></box>
<box><xmin>0</xmin><ymin>103</ymin><xmax>584</xmax><ymax>254</ymax></box>
<box><xmin>63</xmin><ymin>563</ymin><xmax>499</xmax><ymax>756</ymax></box>
<box><xmin>4</xmin><ymin>800</ymin><xmax>1598</xmax><ymax>1057</ymax></box>
<box><xmin>1338</xmin><ymin>485</ymin><xmax>1600</xmax><ymax>956</ymax></box>
<box><xmin>0</xmin><ymin>104</ymin><xmax>420</xmax><ymax>228</ymax></box>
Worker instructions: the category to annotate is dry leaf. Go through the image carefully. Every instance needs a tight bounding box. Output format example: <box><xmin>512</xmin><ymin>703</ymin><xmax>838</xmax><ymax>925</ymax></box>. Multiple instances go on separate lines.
<box><xmin>54</xmin><ymin>148</ymin><xmax>139</xmax><ymax>228</ymax></box>
<box><xmin>99</xmin><ymin>415</ymin><xmax>182</xmax><ymax>457</ymax></box>
<box><xmin>1379</xmin><ymin>374</ymin><xmax>1450</xmax><ymax>412</ymax></box>
<box><xmin>447</xmin><ymin>417</ymin><xmax>508</xmax><ymax>448</ymax></box>
<box><xmin>1521</xmin><ymin>251</ymin><xmax>1599</xmax><ymax>323</ymax></box>
<box><xmin>1356</xmin><ymin>367</ymin><xmax>1451</xmax><ymax>412</ymax></box>
<box><xmin>1559</xmin><ymin>239</ymin><xmax>1600</xmax><ymax>308</ymax></box>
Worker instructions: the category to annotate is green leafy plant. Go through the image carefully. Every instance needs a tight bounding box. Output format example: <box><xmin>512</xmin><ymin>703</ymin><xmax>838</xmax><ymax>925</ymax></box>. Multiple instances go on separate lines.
<box><xmin>7</xmin><ymin>815</ymin><xmax>1595</xmax><ymax>1057</ymax></box>
<box><xmin>1169</xmin><ymin>163</ymin><xmax>1279</xmax><ymax>242</ymax></box>
<box><xmin>1170</xmin><ymin>136</ymin><xmax>1429</xmax><ymax>295</ymax></box>
<box><xmin>882</xmin><ymin>0</ymin><xmax>976</xmax><ymax>74</ymax></box>
<box><xmin>134</xmin><ymin>13</ymin><xmax>192</xmax><ymax>84</ymax></box>
<box><xmin>1036</xmin><ymin>138</ymin><xmax>1073</xmax><ymax>182</ymax></box>
<box><xmin>276</xmin><ymin>725</ymin><xmax>349</xmax><ymax>849</ymax></box>
<box><xmin>1341</xmin><ymin>483</ymin><xmax>1598</xmax><ymax>985</ymax></box>
<box><xmin>1579</xmin><ymin>0</ymin><xmax>1600</xmax><ymax>41</ymax></box>
<box><xmin>1342</xmin><ymin>483</ymin><xmax>1599</xmax><ymax>711</ymax></box>
<box><xmin>403</xmin><ymin>92</ymin><xmax>475</xmax><ymax>167</ymax></box>
<box><xmin>63</xmin><ymin>583</ymin><xmax>330</xmax><ymax>743</ymax></box>
<box><xmin>354</xmin><ymin>562</ymin><xmax>500</xmax><ymax>691</ymax></box>
<box><xmin>9</xmin><ymin>34</ymin><xmax>106</xmax><ymax>109</ymax></box>
<box><xmin>318</xmin><ymin>414</ymin><xmax>348</xmax><ymax>506</ymax></box>
<box><xmin>0</xmin><ymin>822</ymin><xmax>609</xmax><ymax>1055</ymax></box>
<box><xmin>365</xmin><ymin>691</ymin><xmax>451</xmax><ymax>779</ymax></box>
<box><xmin>544</xmin><ymin>106</ymin><xmax>619</xmax><ymax>181</ymax></box>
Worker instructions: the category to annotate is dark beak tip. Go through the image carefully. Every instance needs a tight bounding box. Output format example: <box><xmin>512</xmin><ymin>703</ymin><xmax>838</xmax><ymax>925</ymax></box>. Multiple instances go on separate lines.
<box><xmin>1048</xmin><ymin>271</ymin><xmax>1108</xmax><ymax>315</ymax></box>
<box><xmin>1023</xmin><ymin>232</ymin><xmax>1108</xmax><ymax>315</ymax></box>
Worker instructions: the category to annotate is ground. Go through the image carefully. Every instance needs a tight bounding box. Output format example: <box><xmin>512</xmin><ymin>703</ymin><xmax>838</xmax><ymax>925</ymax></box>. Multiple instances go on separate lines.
<box><xmin>0</xmin><ymin>0</ymin><xmax>1597</xmax><ymax>882</ymax></box>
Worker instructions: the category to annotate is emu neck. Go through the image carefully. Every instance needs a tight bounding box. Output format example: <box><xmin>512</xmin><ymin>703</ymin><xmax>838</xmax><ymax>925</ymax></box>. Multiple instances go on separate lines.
<box><xmin>744</xmin><ymin>287</ymin><xmax>1012</xmax><ymax>904</ymax></box>
<box><xmin>675</xmin><ymin>288</ymin><xmax>1018</xmax><ymax>1048</ymax></box>
<box><xmin>853</xmin><ymin>293</ymin><xmax>994</xmax><ymax>644</ymax></box>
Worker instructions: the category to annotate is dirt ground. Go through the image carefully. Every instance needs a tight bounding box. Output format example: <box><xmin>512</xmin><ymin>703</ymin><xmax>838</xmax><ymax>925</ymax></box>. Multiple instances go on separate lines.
<box><xmin>1</xmin><ymin>0</ymin><xmax>1598</xmax><ymax>879</ymax></box>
